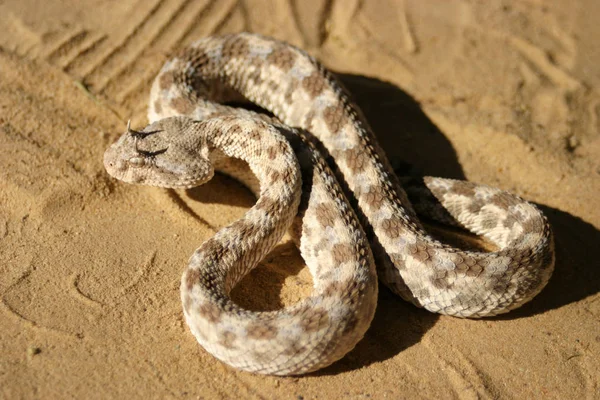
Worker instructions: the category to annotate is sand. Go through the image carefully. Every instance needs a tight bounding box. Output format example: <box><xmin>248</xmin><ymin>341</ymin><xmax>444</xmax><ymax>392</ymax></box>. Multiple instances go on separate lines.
<box><xmin>1</xmin><ymin>0</ymin><xmax>599</xmax><ymax>398</ymax></box>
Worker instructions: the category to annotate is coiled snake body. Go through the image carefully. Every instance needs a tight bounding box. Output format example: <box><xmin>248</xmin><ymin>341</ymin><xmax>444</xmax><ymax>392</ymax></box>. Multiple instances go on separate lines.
<box><xmin>104</xmin><ymin>33</ymin><xmax>554</xmax><ymax>375</ymax></box>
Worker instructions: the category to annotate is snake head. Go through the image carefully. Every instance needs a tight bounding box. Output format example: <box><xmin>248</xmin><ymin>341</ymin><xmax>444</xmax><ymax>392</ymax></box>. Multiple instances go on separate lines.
<box><xmin>103</xmin><ymin>117</ymin><xmax>214</xmax><ymax>189</ymax></box>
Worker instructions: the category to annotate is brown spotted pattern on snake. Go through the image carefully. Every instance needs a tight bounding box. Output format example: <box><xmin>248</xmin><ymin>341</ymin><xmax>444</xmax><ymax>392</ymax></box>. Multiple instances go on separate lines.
<box><xmin>103</xmin><ymin>33</ymin><xmax>555</xmax><ymax>375</ymax></box>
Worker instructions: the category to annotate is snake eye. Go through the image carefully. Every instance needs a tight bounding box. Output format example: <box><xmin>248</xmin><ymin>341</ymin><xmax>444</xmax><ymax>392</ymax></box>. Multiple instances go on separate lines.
<box><xmin>129</xmin><ymin>157</ymin><xmax>146</xmax><ymax>167</ymax></box>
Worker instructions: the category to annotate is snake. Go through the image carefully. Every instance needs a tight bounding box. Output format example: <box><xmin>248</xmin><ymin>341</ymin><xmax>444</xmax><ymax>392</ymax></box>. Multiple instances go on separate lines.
<box><xmin>103</xmin><ymin>33</ymin><xmax>555</xmax><ymax>375</ymax></box>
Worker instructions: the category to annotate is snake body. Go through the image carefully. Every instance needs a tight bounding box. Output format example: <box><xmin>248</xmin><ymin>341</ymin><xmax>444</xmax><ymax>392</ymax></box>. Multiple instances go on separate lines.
<box><xmin>103</xmin><ymin>33</ymin><xmax>555</xmax><ymax>375</ymax></box>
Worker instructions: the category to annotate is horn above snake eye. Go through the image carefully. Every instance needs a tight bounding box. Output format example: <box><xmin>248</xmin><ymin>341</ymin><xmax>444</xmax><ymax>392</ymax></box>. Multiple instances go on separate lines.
<box><xmin>126</xmin><ymin>119</ymin><xmax>163</xmax><ymax>139</ymax></box>
<box><xmin>127</xmin><ymin>119</ymin><xmax>144</xmax><ymax>137</ymax></box>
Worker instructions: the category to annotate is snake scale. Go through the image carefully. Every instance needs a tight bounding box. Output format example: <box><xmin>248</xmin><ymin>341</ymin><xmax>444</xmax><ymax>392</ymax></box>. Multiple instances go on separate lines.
<box><xmin>103</xmin><ymin>33</ymin><xmax>555</xmax><ymax>375</ymax></box>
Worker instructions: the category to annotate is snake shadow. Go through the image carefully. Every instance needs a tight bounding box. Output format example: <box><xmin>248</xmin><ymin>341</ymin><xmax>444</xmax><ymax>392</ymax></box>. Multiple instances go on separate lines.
<box><xmin>180</xmin><ymin>73</ymin><xmax>600</xmax><ymax>373</ymax></box>
<box><xmin>337</xmin><ymin>73</ymin><xmax>600</xmax><ymax>323</ymax></box>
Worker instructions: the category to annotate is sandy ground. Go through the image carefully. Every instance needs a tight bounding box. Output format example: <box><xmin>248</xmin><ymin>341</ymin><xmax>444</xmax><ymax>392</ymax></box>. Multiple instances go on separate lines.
<box><xmin>1</xmin><ymin>0</ymin><xmax>599</xmax><ymax>398</ymax></box>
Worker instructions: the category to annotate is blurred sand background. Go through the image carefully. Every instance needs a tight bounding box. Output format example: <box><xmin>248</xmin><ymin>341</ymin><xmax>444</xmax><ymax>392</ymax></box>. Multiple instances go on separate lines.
<box><xmin>1</xmin><ymin>0</ymin><xmax>599</xmax><ymax>398</ymax></box>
